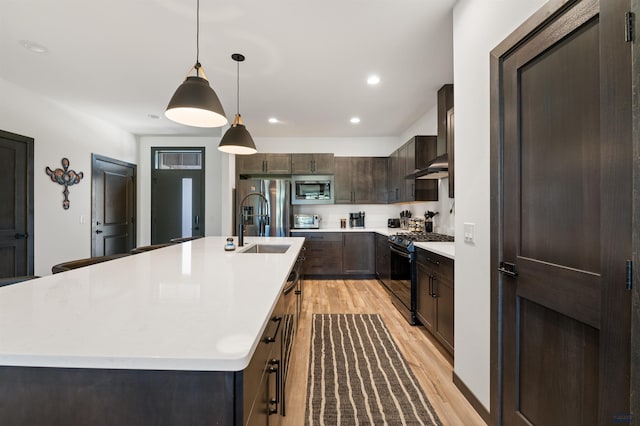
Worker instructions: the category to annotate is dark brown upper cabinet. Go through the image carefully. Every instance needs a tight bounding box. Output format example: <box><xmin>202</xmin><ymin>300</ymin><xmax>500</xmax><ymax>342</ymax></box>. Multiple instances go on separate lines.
<box><xmin>236</xmin><ymin>154</ymin><xmax>291</xmax><ymax>175</ymax></box>
<box><xmin>291</xmin><ymin>153</ymin><xmax>335</xmax><ymax>175</ymax></box>
<box><xmin>389</xmin><ymin>136</ymin><xmax>438</xmax><ymax>203</ymax></box>
<box><xmin>334</xmin><ymin>157</ymin><xmax>387</xmax><ymax>204</ymax></box>
<box><xmin>437</xmin><ymin>84</ymin><xmax>454</xmax><ymax>198</ymax></box>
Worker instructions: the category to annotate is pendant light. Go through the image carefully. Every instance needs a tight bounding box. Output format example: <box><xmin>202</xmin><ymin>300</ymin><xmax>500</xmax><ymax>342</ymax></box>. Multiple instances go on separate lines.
<box><xmin>218</xmin><ymin>53</ymin><xmax>257</xmax><ymax>155</ymax></box>
<box><xmin>165</xmin><ymin>0</ymin><xmax>227</xmax><ymax>128</ymax></box>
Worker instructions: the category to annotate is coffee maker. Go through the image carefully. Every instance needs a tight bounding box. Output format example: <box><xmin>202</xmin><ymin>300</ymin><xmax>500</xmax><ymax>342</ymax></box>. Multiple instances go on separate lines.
<box><xmin>349</xmin><ymin>212</ymin><xmax>365</xmax><ymax>228</ymax></box>
<box><xmin>425</xmin><ymin>211</ymin><xmax>438</xmax><ymax>232</ymax></box>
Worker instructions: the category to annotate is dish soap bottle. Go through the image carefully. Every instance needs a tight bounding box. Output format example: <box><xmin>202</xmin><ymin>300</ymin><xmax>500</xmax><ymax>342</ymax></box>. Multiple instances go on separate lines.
<box><xmin>224</xmin><ymin>237</ymin><xmax>236</xmax><ymax>251</ymax></box>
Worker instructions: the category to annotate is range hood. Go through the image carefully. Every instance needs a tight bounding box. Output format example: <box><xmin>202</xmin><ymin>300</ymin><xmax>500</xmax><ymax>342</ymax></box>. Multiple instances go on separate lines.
<box><xmin>406</xmin><ymin>153</ymin><xmax>449</xmax><ymax>180</ymax></box>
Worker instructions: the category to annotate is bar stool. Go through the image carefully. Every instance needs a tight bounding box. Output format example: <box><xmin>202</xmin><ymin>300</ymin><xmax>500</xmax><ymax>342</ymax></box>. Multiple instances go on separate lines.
<box><xmin>169</xmin><ymin>236</ymin><xmax>203</xmax><ymax>243</ymax></box>
<box><xmin>129</xmin><ymin>243</ymin><xmax>174</xmax><ymax>254</ymax></box>
<box><xmin>0</xmin><ymin>275</ymin><xmax>39</xmax><ymax>288</ymax></box>
<box><xmin>51</xmin><ymin>253</ymin><xmax>131</xmax><ymax>274</ymax></box>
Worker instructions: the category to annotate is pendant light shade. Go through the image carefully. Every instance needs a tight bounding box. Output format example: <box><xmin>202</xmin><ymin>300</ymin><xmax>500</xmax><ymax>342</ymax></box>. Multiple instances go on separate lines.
<box><xmin>218</xmin><ymin>53</ymin><xmax>257</xmax><ymax>155</ymax></box>
<box><xmin>166</xmin><ymin>73</ymin><xmax>227</xmax><ymax>128</ymax></box>
<box><xmin>165</xmin><ymin>0</ymin><xmax>227</xmax><ymax>128</ymax></box>
<box><xmin>219</xmin><ymin>114</ymin><xmax>257</xmax><ymax>154</ymax></box>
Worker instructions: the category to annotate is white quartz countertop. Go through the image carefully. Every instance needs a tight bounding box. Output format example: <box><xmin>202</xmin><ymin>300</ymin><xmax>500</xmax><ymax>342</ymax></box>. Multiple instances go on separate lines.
<box><xmin>414</xmin><ymin>242</ymin><xmax>455</xmax><ymax>259</ymax></box>
<box><xmin>0</xmin><ymin>237</ymin><xmax>304</xmax><ymax>372</ymax></box>
<box><xmin>291</xmin><ymin>227</ymin><xmax>398</xmax><ymax>236</ymax></box>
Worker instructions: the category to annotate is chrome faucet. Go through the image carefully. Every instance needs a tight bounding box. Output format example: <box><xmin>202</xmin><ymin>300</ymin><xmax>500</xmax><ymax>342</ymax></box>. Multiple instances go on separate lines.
<box><xmin>238</xmin><ymin>192</ymin><xmax>269</xmax><ymax>247</ymax></box>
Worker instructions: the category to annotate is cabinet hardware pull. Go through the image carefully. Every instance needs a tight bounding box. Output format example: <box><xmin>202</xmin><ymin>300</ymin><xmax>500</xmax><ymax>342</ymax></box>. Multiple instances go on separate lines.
<box><xmin>432</xmin><ymin>276</ymin><xmax>438</xmax><ymax>298</ymax></box>
<box><xmin>263</xmin><ymin>316</ymin><xmax>282</xmax><ymax>343</ymax></box>
<box><xmin>428</xmin><ymin>276</ymin><xmax>433</xmax><ymax>296</ymax></box>
<box><xmin>268</xmin><ymin>359</ymin><xmax>280</xmax><ymax>415</ymax></box>
<box><xmin>426</xmin><ymin>257</ymin><xmax>440</xmax><ymax>266</ymax></box>
<box><xmin>14</xmin><ymin>232</ymin><xmax>29</xmax><ymax>239</ymax></box>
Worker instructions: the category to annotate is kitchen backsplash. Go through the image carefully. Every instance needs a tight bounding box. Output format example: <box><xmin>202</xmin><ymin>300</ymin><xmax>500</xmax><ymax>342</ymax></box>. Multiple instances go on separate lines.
<box><xmin>293</xmin><ymin>179</ymin><xmax>454</xmax><ymax>236</ymax></box>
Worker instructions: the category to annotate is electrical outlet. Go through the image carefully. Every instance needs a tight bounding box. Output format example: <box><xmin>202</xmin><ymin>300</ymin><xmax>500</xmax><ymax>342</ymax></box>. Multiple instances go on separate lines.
<box><xmin>464</xmin><ymin>222</ymin><xmax>475</xmax><ymax>243</ymax></box>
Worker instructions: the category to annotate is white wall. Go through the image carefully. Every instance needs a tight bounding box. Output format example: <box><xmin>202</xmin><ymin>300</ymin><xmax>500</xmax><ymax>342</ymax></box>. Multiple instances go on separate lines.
<box><xmin>137</xmin><ymin>135</ymin><xmax>226</xmax><ymax>245</ymax></box>
<box><xmin>452</xmin><ymin>0</ymin><xmax>548</xmax><ymax>410</ymax></box>
<box><xmin>252</xmin><ymin>136</ymin><xmax>400</xmax><ymax>157</ymax></box>
<box><xmin>0</xmin><ymin>77</ymin><xmax>137</xmax><ymax>277</ymax></box>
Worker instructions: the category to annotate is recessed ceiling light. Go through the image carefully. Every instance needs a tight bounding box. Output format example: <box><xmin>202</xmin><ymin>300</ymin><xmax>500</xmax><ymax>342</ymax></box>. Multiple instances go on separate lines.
<box><xmin>148</xmin><ymin>114</ymin><xmax>160</xmax><ymax>119</ymax></box>
<box><xmin>268</xmin><ymin>118</ymin><xmax>279</xmax><ymax>124</ymax></box>
<box><xmin>350</xmin><ymin>117</ymin><xmax>361</xmax><ymax>124</ymax></box>
<box><xmin>19</xmin><ymin>40</ymin><xmax>48</xmax><ymax>54</ymax></box>
<box><xmin>367</xmin><ymin>75</ymin><xmax>380</xmax><ymax>85</ymax></box>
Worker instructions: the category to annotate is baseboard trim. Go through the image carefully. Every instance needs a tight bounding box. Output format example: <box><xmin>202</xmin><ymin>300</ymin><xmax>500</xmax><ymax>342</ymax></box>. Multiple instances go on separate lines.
<box><xmin>452</xmin><ymin>371</ymin><xmax>490</xmax><ymax>425</ymax></box>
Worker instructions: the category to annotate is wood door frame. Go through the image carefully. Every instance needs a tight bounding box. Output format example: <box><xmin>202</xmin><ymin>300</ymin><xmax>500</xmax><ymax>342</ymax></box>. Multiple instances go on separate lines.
<box><xmin>631</xmin><ymin>0</ymin><xmax>639</xmax><ymax>420</ymax></box>
<box><xmin>0</xmin><ymin>130</ymin><xmax>34</xmax><ymax>275</ymax></box>
<box><xmin>490</xmin><ymin>0</ymin><xmax>637</xmax><ymax>424</ymax></box>
<box><xmin>91</xmin><ymin>154</ymin><xmax>137</xmax><ymax>256</ymax></box>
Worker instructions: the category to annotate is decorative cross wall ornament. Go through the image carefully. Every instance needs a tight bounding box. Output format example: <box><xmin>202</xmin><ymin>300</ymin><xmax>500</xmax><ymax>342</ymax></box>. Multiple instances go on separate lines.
<box><xmin>45</xmin><ymin>158</ymin><xmax>84</xmax><ymax>210</ymax></box>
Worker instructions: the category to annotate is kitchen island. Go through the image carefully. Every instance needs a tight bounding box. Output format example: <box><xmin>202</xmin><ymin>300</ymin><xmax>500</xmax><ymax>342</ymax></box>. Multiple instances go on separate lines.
<box><xmin>0</xmin><ymin>236</ymin><xmax>304</xmax><ymax>425</ymax></box>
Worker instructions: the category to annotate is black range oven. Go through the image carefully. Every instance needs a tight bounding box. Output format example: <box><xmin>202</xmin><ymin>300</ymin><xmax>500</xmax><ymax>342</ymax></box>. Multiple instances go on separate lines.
<box><xmin>386</xmin><ymin>235</ymin><xmax>418</xmax><ymax>324</ymax></box>
<box><xmin>383</xmin><ymin>233</ymin><xmax>454</xmax><ymax>325</ymax></box>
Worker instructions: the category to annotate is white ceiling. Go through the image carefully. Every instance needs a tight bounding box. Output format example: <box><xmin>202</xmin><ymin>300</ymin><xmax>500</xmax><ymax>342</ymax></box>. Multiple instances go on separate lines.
<box><xmin>0</xmin><ymin>0</ymin><xmax>454</xmax><ymax>138</ymax></box>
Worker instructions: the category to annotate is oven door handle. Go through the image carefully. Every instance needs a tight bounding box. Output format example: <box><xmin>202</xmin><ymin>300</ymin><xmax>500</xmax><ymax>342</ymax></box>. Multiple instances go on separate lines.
<box><xmin>389</xmin><ymin>245</ymin><xmax>412</xmax><ymax>259</ymax></box>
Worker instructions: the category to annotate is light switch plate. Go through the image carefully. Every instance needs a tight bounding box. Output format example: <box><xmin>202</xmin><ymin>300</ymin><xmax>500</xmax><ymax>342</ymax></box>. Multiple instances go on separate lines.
<box><xmin>464</xmin><ymin>222</ymin><xmax>475</xmax><ymax>244</ymax></box>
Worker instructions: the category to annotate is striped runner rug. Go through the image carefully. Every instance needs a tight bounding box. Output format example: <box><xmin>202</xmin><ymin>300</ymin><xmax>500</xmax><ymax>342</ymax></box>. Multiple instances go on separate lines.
<box><xmin>305</xmin><ymin>314</ymin><xmax>442</xmax><ymax>426</ymax></box>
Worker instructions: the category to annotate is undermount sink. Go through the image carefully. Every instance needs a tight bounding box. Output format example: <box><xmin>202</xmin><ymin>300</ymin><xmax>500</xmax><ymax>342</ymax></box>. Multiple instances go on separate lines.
<box><xmin>238</xmin><ymin>244</ymin><xmax>291</xmax><ymax>254</ymax></box>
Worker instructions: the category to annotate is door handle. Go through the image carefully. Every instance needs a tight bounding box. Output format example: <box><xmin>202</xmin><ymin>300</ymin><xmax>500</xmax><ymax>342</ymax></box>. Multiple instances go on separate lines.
<box><xmin>195</xmin><ymin>215</ymin><xmax>199</xmax><ymax>225</ymax></box>
<box><xmin>14</xmin><ymin>232</ymin><xmax>29</xmax><ymax>239</ymax></box>
<box><xmin>498</xmin><ymin>261</ymin><xmax>518</xmax><ymax>277</ymax></box>
<box><xmin>95</xmin><ymin>230</ymin><xmax>103</xmax><ymax>234</ymax></box>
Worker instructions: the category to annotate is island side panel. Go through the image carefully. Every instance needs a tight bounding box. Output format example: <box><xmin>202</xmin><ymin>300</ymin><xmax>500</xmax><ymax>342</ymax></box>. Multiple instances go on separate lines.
<box><xmin>0</xmin><ymin>367</ymin><xmax>237</xmax><ymax>425</ymax></box>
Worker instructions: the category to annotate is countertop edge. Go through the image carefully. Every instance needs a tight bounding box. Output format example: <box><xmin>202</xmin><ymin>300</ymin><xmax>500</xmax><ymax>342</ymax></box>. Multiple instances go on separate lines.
<box><xmin>414</xmin><ymin>242</ymin><xmax>455</xmax><ymax>259</ymax></box>
<box><xmin>0</xmin><ymin>237</ymin><xmax>304</xmax><ymax>372</ymax></box>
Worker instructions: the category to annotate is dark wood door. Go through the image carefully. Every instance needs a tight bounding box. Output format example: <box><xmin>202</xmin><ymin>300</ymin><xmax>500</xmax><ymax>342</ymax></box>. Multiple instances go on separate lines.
<box><xmin>151</xmin><ymin>148</ymin><xmax>204</xmax><ymax>245</ymax></box>
<box><xmin>92</xmin><ymin>155</ymin><xmax>136</xmax><ymax>256</ymax></box>
<box><xmin>0</xmin><ymin>131</ymin><xmax>33</xmax><ymax>278</ymax></box>
<box><xmin>493</xmin><ymin>0</ymin><xmax>631</xmax><ymax>424</ymax></box>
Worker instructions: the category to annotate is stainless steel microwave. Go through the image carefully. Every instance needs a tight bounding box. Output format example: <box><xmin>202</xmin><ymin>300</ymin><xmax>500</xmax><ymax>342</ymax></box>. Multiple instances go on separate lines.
<box><xmin>291</xmin><ymin>175</ymin><xmax>334</xmax><ymax>205</ymax></box>
<box><xmin>293</xmin><ymin>214</ymin><xmax>320</xmax><ymax>229</ymax></box>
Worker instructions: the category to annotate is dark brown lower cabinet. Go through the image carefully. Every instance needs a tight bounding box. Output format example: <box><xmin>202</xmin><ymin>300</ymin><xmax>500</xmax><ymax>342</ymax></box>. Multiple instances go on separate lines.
<box><xmin>0</xmin><ymin>295</ymin><xmax>286</xmax><ymax>426</ymax></box>
<box><xmin>292</xmin><ymin>232</ymin><xmax>343</xmax><ymax>275</ymax></box>
<box><xmin>415</xmin><ymin>247</ymin><xmax>454</xmax><ymax>355</ymax></box>
<box><xmin>343</xmin><ymin>233</ymin><xmax>374</xmax><ymax>275</ymax></box>
<box><xmin>292</xmin><ymin>231</ymin><xmax>375</xmax><ymax>276</ymax></box>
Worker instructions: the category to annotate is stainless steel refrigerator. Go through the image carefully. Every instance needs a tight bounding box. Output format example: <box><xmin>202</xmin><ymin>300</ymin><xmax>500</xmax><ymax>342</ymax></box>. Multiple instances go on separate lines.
<box><xmin>236</xmin><ymin>179</ymin><xmax>291</xmax><ymax>237</ymax></box>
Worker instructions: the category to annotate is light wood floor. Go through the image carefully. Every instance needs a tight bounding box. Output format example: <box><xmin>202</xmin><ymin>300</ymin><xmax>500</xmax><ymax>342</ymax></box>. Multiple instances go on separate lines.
<box><xmin>282</xmin><ymin>279</ymin><xmax>486</xmax><ymax>426</ymax></box>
